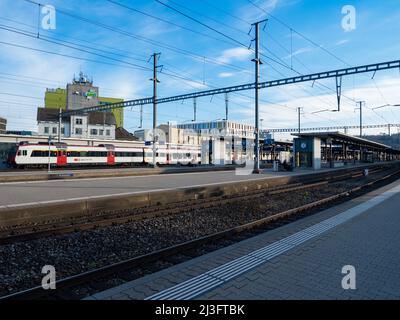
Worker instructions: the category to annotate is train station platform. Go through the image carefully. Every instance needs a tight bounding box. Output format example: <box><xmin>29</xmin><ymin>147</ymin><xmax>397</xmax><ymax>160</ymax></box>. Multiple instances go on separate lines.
<box><xmin>0</xmin><ymin>165</ymin><xmax>236</xmax><ymax>183</ymax></box>
<box><xmin>0</xmin><ymin>162</ymin><xmax>391</xmax><ymax>209</ymax></box>
<box><xmin>87</xmin><ymin>178</ymin><xmax>400</xmax><ymax>300</ymax></box>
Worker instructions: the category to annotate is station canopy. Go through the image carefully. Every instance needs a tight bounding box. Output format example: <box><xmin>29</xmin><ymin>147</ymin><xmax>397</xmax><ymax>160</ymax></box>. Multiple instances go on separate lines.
<box><xmin>292</xmin><ymin>131</ymin><xmax>400</xmax><ymax>154</ymax></box>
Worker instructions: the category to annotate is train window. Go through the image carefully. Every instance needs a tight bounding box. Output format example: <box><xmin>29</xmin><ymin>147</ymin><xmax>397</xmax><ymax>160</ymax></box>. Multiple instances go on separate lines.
<box><xmin>23</xmin><ymin>150</ymin><xmax>27</xmax><ymax>156</ymax></box>
<box><xmin>17</xmin><ymin>150</ymin><xmax>21</xmax><ymax>156</ymax></box>
<box><xmin>67</xmin><ymin>151</ymin><xmax>81</xmax><ymax>157</ymax></box>
<box><xmin>31</xmin><ymin>150</ymin><xmax>57</xmax><ymax>157</ymax></box>
<box><xmin>186</xmin><ymin>153</ymin><xmax>191</xmax><ymax>157</ymax></box>
<box><xmin>159</xmin><ymin>153</ymin><xmax>165</xmax><ymax>157</ymax></box>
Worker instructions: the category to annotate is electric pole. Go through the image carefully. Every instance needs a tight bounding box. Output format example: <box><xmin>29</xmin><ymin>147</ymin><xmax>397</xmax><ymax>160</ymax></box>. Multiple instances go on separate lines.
<box><xmin>297</xmin><ymin>107</ymin><xmax>302</xmax><ymax>134</ymax></box>
<box><xmin>58</xmin><ymin>108</ymin><xmax>62</xmax><ymax>143</ymax></box>
<box><xmin>150</xmin><ymin>52</ymin><xmax>162</xmax><ymax>168</ymax></box>
<box><xmin>225</xmin><ymin>93</ymin><xmax>229</xmax><ymax>120</ymax></box>
<box><xmin>251</xmin><ymin>19</ymin><xmax>267</xmax><ymax>174</ymax></box>
<box><xmin>193</xmin><ymin>97</ymin><xmax>197</xmax><ymax>122</ymax></box>
<box><xmin>140</xmin><ymin>105</ymin><xmax>143</xmax><ymax>128</ymax></box>
<box><xmin>356</xmin><ymin>101</ymin><xmax>364</xmax><ymax>137</ymax></box>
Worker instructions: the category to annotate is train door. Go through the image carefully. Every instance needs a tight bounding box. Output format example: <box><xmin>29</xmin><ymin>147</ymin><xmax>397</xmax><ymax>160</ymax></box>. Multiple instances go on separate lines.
<box><xmin>107</xmin><ymin>150</ymin><xmax>115</xmax><ymax>165</ymax></box>
<box><xmin>57</xmin><ymin>150</ymin><xmax>67</xmax><ymax>166</ymax></box>
<box><xmin>55</xmin><ymin>143</ymin><xmax>68</xmax><ymax>166</ymax></box>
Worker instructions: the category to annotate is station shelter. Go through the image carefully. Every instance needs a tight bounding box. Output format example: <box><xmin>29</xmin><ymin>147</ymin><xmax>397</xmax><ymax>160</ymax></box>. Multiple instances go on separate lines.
<box><xmin>293</xmin><ymin>132</ymin><xmax>400</xmax><ymax>170</ymax></box>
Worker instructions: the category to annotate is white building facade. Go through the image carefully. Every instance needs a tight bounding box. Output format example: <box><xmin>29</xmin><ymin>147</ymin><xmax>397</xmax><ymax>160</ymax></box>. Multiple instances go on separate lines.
<box><xmin>37</xmin><ymin>108</ymin><xmax>116</xmax><ymax>140</ymax></box>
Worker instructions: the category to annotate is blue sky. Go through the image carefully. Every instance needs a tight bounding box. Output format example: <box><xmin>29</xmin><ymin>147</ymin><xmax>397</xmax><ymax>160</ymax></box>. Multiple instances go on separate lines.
<box><xmin>0</xmin><ymin>0</ymin><xmax>400</xmax><ymax>139</ymax></box>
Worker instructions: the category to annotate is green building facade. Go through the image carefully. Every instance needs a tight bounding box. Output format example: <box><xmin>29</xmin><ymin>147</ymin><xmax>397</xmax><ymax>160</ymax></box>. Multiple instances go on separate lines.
<box><xmin>44</xmin><ymin>88</ymin><xmax>124</xmax><ymax>128</ymax></box>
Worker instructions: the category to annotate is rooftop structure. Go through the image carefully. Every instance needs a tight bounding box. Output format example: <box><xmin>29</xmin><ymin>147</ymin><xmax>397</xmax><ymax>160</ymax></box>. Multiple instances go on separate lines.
<box><xmin>0</xmin><ymin>117</ymin><xmax>6</xmax><ymax>134</ymax></box>
<box><xmin>44</xmin><ymin>72</ymin><xmax>124</xmax><ymax>128</ymax></box>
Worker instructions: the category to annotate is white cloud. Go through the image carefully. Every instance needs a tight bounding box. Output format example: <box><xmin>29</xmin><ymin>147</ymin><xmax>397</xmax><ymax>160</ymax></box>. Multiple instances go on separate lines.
<box><xmin>253</xmin><ymin>0</ymin><xmax>279</xmax><ymax>11</ymax></box>
<box><xmin>334</xmin><ymin>39</ymin><xmax>350</xmax><ymax>47</ymax></box>
<box><xmin>218</xmin><ymin>72</ymin><xmax>234</xmax><ymax>78</ymax></box>
<box><xmin>216</xmin><ymin>47</ymin><xmax>252</xmax><ymax>64</ymax></box>
<box><xmin>284</xmin><ymin>47</ymin><xmax>313</xmax><ymax>59</ymax></box>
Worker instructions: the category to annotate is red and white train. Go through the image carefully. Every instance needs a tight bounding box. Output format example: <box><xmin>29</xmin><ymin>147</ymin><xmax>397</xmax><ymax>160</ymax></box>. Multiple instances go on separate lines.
<box><xmin>7</xmin><ymin>141</ymin><xmax>201</xmax><ymax>168</ymax></box>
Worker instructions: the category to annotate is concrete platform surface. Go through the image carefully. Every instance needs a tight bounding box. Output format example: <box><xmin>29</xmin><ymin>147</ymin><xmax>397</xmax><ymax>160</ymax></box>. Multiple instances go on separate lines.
<box><xmin>0</xmin><ymin>170</ymin><xmax>299</xmax><ymax>208</ymax></box>
<box><xmin>87</xmin><ymin>179</ymin><xmax>400</xmax><ymax>300</ymax></box>
<box><xmin>0</xmin><ymin>162</ymin><xmax>385</xmax><ymax>209</ymax></box>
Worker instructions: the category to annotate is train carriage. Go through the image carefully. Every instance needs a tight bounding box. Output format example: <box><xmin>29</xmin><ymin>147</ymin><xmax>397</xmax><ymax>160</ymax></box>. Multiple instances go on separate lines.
<box><xmin>8</xmin><ymin>142</ymin><xmax>201</xmax><ymax>168</ymax></box>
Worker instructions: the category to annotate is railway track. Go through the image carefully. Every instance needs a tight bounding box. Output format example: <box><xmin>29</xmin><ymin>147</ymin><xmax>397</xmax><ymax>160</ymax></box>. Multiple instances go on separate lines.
<box><xmin>1</xmin><ymin>165</ymin><xmax>399</xmax><ymax>300</ymax></box>
<box><xmin>0</xmin><ymin>166</ymin><xmax>384</xmax><ymax>243</ymax></box>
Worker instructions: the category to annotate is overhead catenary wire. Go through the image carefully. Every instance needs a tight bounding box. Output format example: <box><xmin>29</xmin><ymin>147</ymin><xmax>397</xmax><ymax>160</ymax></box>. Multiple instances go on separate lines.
<box><xmin>247</xmin><ymin>0</ymin><xmax>394</xmax><ymax>123</ymax></box>
<box><xmin>20</xmin><ymin>0</ymin><xmax>255</xmax><ymax>75</ymax></box>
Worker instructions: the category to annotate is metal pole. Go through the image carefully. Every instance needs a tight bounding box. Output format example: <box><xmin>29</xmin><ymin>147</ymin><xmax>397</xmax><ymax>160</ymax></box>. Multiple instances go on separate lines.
<box><xmin>193</xmin><ymin>97</ymin><xmax>197</xmax><ymax>122</ymax></box>
<box><xmin>151</xmin><ymin>53</ymin><xmax>161</xmax><ymax>168</ymax></box>
<box><xmin>252</xmin><ymin>20</ymin><xmax>266</xmax><ymax>174</ymax></box>
<box><xmin>58</xmin><ymin>108</ymin><xmax>62</xmax><ymax>143</ymax></box>
<box><xmin>140</xmin><ymin>105</ymin><xmax>143</xmax><ymax>128</ymax></box>
<box><xmin>225</xmin><ymin>93</ymin><xmax>228</xmax><ymax>120</ymax></box>
<box><xmin>360</xmin><ymin>103</ymin><xmax>362</xmax><ymax>137</ymax></box>
<box><xmin>298</xmin><ymin>107</ymin><xmax>301</xmax><ymax>134</ymax></box>
<box><xmin>48</xmin><ymin>136</ymin><xmax>52</xmax><ymax>173</ymax></box>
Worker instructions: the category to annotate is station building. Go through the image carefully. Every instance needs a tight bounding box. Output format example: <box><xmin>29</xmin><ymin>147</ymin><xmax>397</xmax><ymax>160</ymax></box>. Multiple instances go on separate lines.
<box><xmin>134</xmin><ymin>121</ymin><xmax>256</xmax><ymax>165</ymax></box>
<box><xmin>177</xmin><ymin>120</ymin><xmax>254</xmax><ymax>140</ymax></box>
<box><xmin>293</xmin><ymin>132</ymin><xmax>400</xmax><ymax>170</ymax></box>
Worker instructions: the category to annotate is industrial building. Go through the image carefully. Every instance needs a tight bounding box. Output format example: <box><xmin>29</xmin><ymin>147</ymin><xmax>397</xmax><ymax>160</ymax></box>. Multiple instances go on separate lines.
<box><xmin>0</xmin><ymin>117</ymin><xmax>6</xmax><ymax>134</ymax></box>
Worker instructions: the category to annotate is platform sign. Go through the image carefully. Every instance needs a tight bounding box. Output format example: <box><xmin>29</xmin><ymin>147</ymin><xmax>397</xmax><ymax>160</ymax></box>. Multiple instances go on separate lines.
<box><xmin>264</xmin><ymin>138</ymin><xmax>275</xmax><ymax>145</ymax></box>
<box><xmin>145</xmin><ymin>141</ymin><xmax>152</xmax><ymax>146</ymax></box>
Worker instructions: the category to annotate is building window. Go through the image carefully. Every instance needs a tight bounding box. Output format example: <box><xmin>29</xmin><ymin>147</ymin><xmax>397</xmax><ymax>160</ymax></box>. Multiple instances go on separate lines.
<box><xmin>61</xmin><ymin>127</ymin><xmax>65</xmax><ymax>134</ymax></box>
<box><xmin>75</xmin><ymin>128</ymin><xmax>82</xmax><ymax>135</ymax></box>
<box><xmin>99</xmin><ymin>129</ymin><xmax>104</xmax><ymax>136</ymax></box>
<box><xmin>44</xmin><ymin>127</ymin><xmax>49</xmax><ymax>134</ymax></box>
<box><xmin>90</xmin><ymin>129</ymin><xmax>98</xmax><ymax>135</ymax></box>
<box><xmin>52</xmin><ymin>127</ymin><xmax>57</xmax><ymax>134</ymax></box>
<box><xmin>106</xmin><ymin>129</ymin><xmax>110</xmax><ymax>136</ymax></box>
<box><xmin>76</xmin><ymin>118</ymin><xmax>83</xmax><ymax>125</ymax></box>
